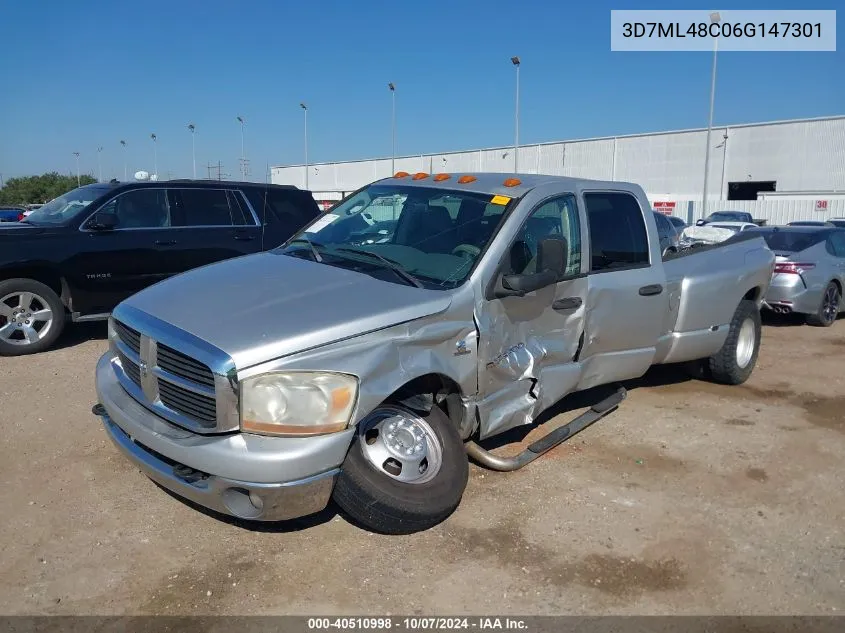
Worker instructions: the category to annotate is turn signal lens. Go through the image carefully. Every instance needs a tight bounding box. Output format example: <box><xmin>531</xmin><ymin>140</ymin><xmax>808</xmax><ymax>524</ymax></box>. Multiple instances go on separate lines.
<box><xmin>412</xmin><ymin>172</ymin><xmax>429</xmax><ymax>180</ymax></box>
<box><xmin>457</xmin><ymin>175</ymin><xmax>477</xmax><ymax>184</ymax></box>
<box><xmin>433</xmin><ymin>173</ymin><xmax>451</xmax><ymax>181</ymax></box>
<box><xmin>503</xmin><ymin>178</ymin><xmax>521</xmax><ymax>187</ymax></box>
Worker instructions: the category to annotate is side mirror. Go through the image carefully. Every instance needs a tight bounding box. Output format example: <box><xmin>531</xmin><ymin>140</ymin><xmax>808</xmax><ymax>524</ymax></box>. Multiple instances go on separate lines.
<box><xmin>89</xmin><ymin>212</ymin><xmax>118</xmax><ymax>231</ymax></box>
<box><xmin>498</xmin><ymin>237</ymin><xmax>568</xmax><ymax>298</ymax></box>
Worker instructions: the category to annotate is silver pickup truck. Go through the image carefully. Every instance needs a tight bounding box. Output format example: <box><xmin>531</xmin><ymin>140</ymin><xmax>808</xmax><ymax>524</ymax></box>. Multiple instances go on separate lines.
<box><xmin>93</xmin><ymin>173</ymin><xmax>775</xmax><ymax>534</ymax></box>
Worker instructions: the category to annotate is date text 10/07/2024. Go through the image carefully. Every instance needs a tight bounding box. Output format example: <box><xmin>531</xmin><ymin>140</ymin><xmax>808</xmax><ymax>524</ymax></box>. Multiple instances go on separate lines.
<box><xmin>621</xmin><ymin>21</ymin><xmax>822</xmax><ymax>39</ymax></box>
<box><xmin>307</xmin><ymin>617</ymin><xmax>529</xmax><ymax>630</ymax></box>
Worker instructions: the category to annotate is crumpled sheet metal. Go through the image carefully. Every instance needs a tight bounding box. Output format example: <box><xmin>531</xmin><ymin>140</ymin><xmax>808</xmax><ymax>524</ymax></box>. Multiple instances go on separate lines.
<box><xmin>256</xmin><ymin>311</ymin><xmax>479</xmax><ymax>432</ymax></box>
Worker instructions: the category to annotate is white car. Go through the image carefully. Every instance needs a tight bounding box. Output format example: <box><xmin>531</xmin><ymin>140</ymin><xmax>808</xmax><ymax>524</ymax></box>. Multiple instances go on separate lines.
<box><xmin>682</xmin><ymin>221</ymin><xmax>758</xmax><ymax>246</ymax></box>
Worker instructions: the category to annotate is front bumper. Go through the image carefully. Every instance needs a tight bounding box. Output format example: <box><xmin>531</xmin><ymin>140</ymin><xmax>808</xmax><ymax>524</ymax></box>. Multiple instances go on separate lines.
<box><xmin>94</xmin><ymin>352</ymin><xmax>355</xmax><ymax>521</ymax></box>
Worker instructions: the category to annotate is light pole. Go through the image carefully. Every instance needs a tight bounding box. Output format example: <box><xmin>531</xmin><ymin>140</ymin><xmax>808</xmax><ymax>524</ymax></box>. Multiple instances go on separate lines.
<box><xmin>388</xmin><ymin>82</ymin><xmax>396</xmax><ymax>173</ymax></box>
<box><xmin>511</xmin><ymin>56</ymin><xmax>520</xmax><ymax>173</ymax></box>
<box><xmin>73</xmin><ymin>152</ymin><xmax>80</xmax><ymax>187</ymax></box>
<box><xmin>300</xmin><ymin>103</ymin><xmax>308</xmax><ymax>189</ymax></box>
<box><xmin>701</xmin><ymin>11</ymin><xmax>721</xmax><ymax>214</ymax></box>
<box><xmin>188</xmin><ymin>124</ymin><xmax>196</xmax><ymax>179</ymax></box>
<box><xmin>97</xmin><ymin>146</ymin><xmax>103</xmax><ymax>182</ymax></box>
<box><xmin>119</xmin><ymin>140</ymin><xmax>127</xmax><ymax>180</ymax></box>
<box><xmin>150</xmin><ymin>133</ymin><xmax>157</xmax><ymax>178</ymax></box>
<box><xmin>237</xmin><ymin>116</ymin><xmax>246</xmax><ymax>180</ymax></box>
<box><xmin>717</xmin><ymin>131</ymin><xmax>729</xmax><ymax>201</ymax></box>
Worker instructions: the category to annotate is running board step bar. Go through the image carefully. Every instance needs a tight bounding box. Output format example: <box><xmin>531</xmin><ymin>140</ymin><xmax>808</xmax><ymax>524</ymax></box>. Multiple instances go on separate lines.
<box><xmin>465</xmin><ymin>387</ymin><xmax>627</xmax><ymax>472</ymax></box>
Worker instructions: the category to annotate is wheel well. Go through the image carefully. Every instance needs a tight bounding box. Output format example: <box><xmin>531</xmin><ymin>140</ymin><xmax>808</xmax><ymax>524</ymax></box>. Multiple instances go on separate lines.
<box><xmin>831</xmin><ymin>279</ymin><xmax>842</xmax><ymax>294</ymax></box>
<box><xmin>0</xmin><ymin>267</ymin><xmax>65</xmax><ymax>301</ymax></box>
<box><xmin>743</xmin><ymin>287</ymin><xmax>762</xmax><ymax>302</ymax></box>
<box><xmin>386</xmin><ymin>373</ymin><xmax>467</xmax><ymax>435</ymax></box>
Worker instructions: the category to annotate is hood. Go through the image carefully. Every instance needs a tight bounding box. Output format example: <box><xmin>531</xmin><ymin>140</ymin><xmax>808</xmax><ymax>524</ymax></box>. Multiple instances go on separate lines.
<box><xmin>119</xmin><ymin>251</ymin><xmax>453</xmax><ymax>369</ymax></box>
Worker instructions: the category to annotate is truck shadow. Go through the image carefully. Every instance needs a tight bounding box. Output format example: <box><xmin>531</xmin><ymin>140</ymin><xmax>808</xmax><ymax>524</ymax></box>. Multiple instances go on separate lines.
<box><xmin>54</xmin><ymin>321</ymin><xmax>108</xmax><ymax>350</ymax></box>
<box><xmin>479</xmin><ymin>363</ymin><xmax>697</xmax><ymax>451</ymax></box>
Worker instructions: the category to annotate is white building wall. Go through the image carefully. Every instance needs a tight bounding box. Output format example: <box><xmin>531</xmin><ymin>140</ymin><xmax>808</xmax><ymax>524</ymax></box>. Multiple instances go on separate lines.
<box><xmin>272</xmin><ymin>116</ymin><xmax>845</xmax><ymax>207</ymax></box>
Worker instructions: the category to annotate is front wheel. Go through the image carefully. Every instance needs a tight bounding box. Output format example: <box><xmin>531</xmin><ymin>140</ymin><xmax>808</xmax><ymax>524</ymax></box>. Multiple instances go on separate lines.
<box><xmin>333</xmin><ymin>404</ymin><xmax>469</xmax><ymax>534</ymax></box>
<box><xmin>0</xmin><ymin>279</ymin><xmax>66</xmax><ymax>356</ymax></box>
<box><xmin>806</xmin><ymin>282</ymin><xmax>840</xmax><ymax>327</ymax></box>
<box><xmin>708</xmin><ymin>299</ymin><xmax>761</xmax><ymax>385</ymax></box>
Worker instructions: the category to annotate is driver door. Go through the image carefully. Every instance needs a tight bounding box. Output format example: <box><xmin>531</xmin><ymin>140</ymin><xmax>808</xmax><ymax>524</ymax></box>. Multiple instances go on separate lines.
<box><xmin>477</xmin><ymin>194</ymin><xmax>588</xmax><ymax>439</ymax></box>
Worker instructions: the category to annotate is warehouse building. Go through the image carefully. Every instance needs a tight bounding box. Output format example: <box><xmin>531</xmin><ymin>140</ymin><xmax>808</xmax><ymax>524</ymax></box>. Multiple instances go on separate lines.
<box><xmin>271</xmin><ymin>115</ymin><xmax>845</xmax><ymax>223</ymax></box>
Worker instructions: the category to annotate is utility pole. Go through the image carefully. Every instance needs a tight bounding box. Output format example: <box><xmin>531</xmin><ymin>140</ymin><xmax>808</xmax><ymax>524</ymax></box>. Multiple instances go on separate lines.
<box><xmin>388</xmin><ymin>82</ymin><xmax>396</xmax><ymax>173</ymax></box>
<box><xmin>150</xmin><ymin>133</ymin><xmax>158</xmax><ymax>179</ymax></box>
<box><xmin>188</xmin><ymin>123</ymin><xmax>196</xmax><ymax>179</ymax></box>
<box><xmin>73</xmin><ymin>152</ymin><xmax>81</xmax><ymax>187</ymax></box>
<box><xmin>300</xmin><ymin>103</ymin><xmax>308</xmax><ymax>189</ymax></box>
<box><xmin>701</xmin><ymin>12</ymin><xmax>721</xmax><ymax>213</ymax></box>
<box><xmin>120</xmin><ymin>140</ymin><xmax>127</xmax><ymax>180</ymax></box>
<box><xmin>97</xmin><ymin>146</ymin><xmax>103</xmax><ymax>182</ymax></box>
<box><xmin>511</xmin><ymin>56</ymin><xmax>521</xmax><ymax>173</ymax></box>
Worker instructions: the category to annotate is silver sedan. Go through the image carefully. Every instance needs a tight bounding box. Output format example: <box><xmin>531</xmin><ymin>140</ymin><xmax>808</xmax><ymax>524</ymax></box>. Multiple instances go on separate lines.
<box><xmin>753</xmin><ymin>227</ymin><xmax>845</xmax><ymax>326</ymax></box>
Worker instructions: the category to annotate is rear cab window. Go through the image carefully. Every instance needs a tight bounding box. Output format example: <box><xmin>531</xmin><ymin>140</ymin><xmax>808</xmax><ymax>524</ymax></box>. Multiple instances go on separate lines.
<box><xmin>757</xmin><ymin>230</ymin><xmax>826</xmax><ymax>253</ymax></box>
<box><xmin>584</xmin><ymin>192</ymin><xmax>650</xmax><ymax>271</ymax></box>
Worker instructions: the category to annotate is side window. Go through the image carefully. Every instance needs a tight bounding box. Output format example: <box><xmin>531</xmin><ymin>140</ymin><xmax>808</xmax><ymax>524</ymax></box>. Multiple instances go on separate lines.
<box><xmin>98</xmin><ymin>189</ymin><xmax>171</xmax><ymax>229</ymax></box>
<box><xmin>226</xmin><ymin>191</ymin><xmax>254</xmax><ymax>226</ymax></box>
<box><xmin>508</xmin><ymin>194</ymin><xmax>582</xmax><ymax>277</ymax></box>
<box><xmin>175</xmin><ymin>189</ymin><xmax>234</xmax><ymax>226</ymax></box>
<box><xmin>266</xmin><ymin>190</ymin><xmax>321</xmax><ymax>235</ymax></box>
<box><xmin>584</xmin><ymin>192</ymin><xmax>650</xmax><ymax>272</ymax></box>
<box><xmin>653</xmin><ymin>212</ymin><xmax>670</xmax><ymax>239</ymax></box>
<box><xmin>830</xmin><ymin>232</ymin><xmax>845</xmax><ymax>257</ymax></box>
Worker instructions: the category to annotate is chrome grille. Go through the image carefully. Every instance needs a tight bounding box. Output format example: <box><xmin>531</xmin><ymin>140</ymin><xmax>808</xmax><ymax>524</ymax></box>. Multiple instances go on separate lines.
<box><xmin>157</xmin><ymin>343</ymin><xmax>215</xmax><ymax>388</ymax></box>
<box><xmin>118</xmin><ymin>350</ymin><xmax>141</xmax><ymax>387</ymax></box>
<box><xmin>112</xmin><ymin>317</ymin><xmax>221</xmax><ymax>431</ymax></box>
<box><xmin>158</xmin><ymin>381</ymin><xmax>217</xmax><ymax>423</ymax></box>
<box><xmin>114</xmin><ymin>321</ymin><xmax>141</xmax><ymax>355</ymax></box>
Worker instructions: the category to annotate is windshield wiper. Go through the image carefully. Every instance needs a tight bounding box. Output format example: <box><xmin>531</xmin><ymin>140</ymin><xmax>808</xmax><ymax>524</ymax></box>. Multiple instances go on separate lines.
<box><xmin>334</xmin><ymin>247</ymin><xmax>424</xmax><ymax>289</ymax></box>
<box><xmin>287</xmin><ymin>237</ymin><xmax>324</xmax><ymax>263</ymax></box>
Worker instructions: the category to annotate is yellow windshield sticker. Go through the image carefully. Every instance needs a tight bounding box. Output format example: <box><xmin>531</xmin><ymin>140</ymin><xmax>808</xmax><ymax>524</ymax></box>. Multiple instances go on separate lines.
<box><xmin>490</xmin><ymin>195</ymin><xmax>511</xmax><ymax>206</ymax></box>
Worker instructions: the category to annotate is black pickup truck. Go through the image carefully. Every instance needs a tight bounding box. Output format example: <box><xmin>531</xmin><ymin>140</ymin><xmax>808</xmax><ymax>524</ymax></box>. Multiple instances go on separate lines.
<box><xmin>0</xmin><ymin>180</ymin><xmax>320</xmax><ymax>356</ymax></box>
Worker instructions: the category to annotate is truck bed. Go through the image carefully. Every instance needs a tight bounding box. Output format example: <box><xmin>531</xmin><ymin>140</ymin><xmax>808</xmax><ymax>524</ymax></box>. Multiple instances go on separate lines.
<box><xmin>654</xmin><ymin>234</ymin><xmax>774</xmax><ymax>365</ymax></box>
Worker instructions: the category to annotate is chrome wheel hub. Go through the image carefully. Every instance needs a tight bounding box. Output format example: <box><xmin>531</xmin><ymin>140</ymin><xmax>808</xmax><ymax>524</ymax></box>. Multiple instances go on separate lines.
<box><xmin>735</xmin><ymin>317</ymin><xmax>756</xmax><ymax>369</ymax></box>
<box><xmin>822</xmin><ymin>286</ymin><xmax>839</xmax><ymax>322</ymax></box>
<box><xmin>359</xmin><ymin>406</ymin><xmax>443</xmax><ymax>484</ymax></box>
<box><xmin>0</xmin><ymin>291</ymin><xmax>54</xmax><ymax>345</ymax></box>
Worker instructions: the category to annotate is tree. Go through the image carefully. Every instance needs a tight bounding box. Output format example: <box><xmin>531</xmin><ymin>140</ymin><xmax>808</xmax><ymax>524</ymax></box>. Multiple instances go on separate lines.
<box><xmin>0</xmin><ymin>172</ymin><xmax>97</xmax><ymax>206</ymax></box>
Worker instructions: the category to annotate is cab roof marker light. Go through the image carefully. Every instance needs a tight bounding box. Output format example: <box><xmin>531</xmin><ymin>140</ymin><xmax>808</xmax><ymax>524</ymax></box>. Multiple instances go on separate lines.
<box><xmin>503</xmin><ymin>178</ymin><xmax>521</xmax><ymax>187</ymax></box>
<box><xmin>394</xmin><ymin>171</ymin><xmax>410</xmax><ymax>178</ymax></box>
<box><xmin>412</xmin><ymin>172</ymin><xmax>430</xmax><ymax>180</ymax></box>
<box><xmin>433</xmin><ymin>173</ymin><xmax>451</xmax><ymax>182</ymax></box>
<box><xmin>457</xmin><ymin>175</ymin><xmax>477</xmax><ymax>184</ymax></box>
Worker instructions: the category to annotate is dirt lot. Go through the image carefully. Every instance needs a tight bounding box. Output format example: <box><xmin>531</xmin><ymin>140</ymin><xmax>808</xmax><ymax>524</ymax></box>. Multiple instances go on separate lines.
<box><xmin>1</xmin><ymin>316</ymin><xmax>844</xmax><ymax>616</ymax></box>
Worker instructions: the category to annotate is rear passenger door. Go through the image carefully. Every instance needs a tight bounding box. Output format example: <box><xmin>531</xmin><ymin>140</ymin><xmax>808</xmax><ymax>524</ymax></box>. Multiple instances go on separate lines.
<box><xmin>576</xmin><ymin>191</ymin><xmax>669</xmax><ymax>389</ymax></box>
<box><xmin>828</xmin><ymin>231</ymin><xmax>845</xmax><ymax>282</ymax></box>
<box><xmin>168</xmin><ymin>188</ymin><xmax>262</xmax><ymax>273</ymax></box>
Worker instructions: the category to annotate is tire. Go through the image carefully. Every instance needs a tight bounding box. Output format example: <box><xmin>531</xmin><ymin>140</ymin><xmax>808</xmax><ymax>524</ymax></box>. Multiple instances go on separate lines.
<box><xmin>333</xmin><ymin>403</ymin><xmax>469</xmax><ymax>534</ymax></box>
<box><xmin>708</xmin><ymin>299</ymin><xmax>761</xmax><ymax>385</ymax></box>
<box><xmin>805</xmin><ymin>282</ymin><xmax>840</xmax><ymax>327</ymax></box>
<box><xmin>0</xmin><ymin>278</ymin><xmax>66</xmax><ymax>356</ymax></box>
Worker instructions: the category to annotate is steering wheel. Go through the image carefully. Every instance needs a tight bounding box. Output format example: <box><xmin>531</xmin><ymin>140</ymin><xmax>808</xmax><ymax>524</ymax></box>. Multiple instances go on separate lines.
<box><xmin>451</xmin><ymin>244</ymin><xmax>481</xmax><ymax>259</ymax></box>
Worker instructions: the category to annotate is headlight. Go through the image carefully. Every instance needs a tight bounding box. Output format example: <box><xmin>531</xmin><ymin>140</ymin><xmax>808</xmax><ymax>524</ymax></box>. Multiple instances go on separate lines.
<box><xmin>240</xmin><ymin>372</ymin><xmax>358</xmax><ymax>437</ymax></box>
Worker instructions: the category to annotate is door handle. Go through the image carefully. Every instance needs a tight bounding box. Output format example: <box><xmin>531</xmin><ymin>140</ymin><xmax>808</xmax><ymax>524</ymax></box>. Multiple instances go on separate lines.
<box><xmin>553</xmin><ymin>297</ymin><xmax>582</xmax><ymax>311</ymax></box>
<box><xmin>639</xmin><ymin>284</ymin><xmax>664</xmax><ymax>296</ymax></box>
<box><xmin>155</xmin><ymin>239</ymin><xmax>177</xmax><ymax>246</ymax></box>
<box><xmin>234</xmin><ymin>235</ymin><xmax>255</xmax><ymax>241</ymax></box>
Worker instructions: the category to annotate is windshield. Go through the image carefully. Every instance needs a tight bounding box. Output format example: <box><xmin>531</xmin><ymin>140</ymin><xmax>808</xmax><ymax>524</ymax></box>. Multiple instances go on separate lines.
<box><xmin>24</xmin><ymin>185</ymin><xmax>113</xmax><ymax>225</ymax></box>
<box><xmin>280</xmin><ymin>184</ymin><xmax>514</xmax><ymax>289</ymax></box>
<box><xmin>708</xmin><ymin>212</ymin><xmax>748</xmax><ymax>222</ymax></box>
<box><xmin>754</xmin><ymin>229</ymin><xmax>824</xmax><ymax>253</ymax></box>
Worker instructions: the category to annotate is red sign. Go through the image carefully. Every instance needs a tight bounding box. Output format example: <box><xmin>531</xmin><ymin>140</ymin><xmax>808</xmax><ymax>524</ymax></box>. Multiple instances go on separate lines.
<box><xmin>653</xmin><ymin>201</ymin><xmax>676</xmax><ymax>215</ymax></box>
<box><xmin>815</xmin><ymin>200</ymin><xmax>828</xmax><ymax>212</ymax></box>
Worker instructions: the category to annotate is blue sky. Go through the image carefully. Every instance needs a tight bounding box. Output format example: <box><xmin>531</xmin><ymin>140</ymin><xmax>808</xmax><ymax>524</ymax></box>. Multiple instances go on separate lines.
<box><xmin>0</xmin><ymin>0</ymin><xmax>841</xmax><ymax>181</ymax></box>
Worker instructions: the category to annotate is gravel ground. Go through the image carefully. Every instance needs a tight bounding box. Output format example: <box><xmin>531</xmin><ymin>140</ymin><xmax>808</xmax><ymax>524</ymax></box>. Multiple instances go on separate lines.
<box><xmin>1</xmin><ymin>316</ymin><xmax>844</xmax><ymax>615</ymax></box>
